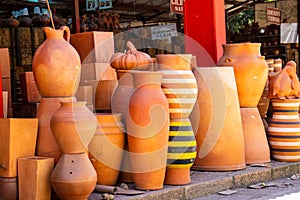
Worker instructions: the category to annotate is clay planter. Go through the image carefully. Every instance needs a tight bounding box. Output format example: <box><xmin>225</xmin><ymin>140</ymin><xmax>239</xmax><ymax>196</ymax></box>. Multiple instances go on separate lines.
<box><xmin>156</xmin><ymin>54</ymin><xmax>198</xmax><ymax>119</ymax></box>
<box><xmin>88</xmin><ymin>113</ymin><xmax>125</xmax><ymax>186</ymax></box>
<box><xmin>51</xmin><ymin>153</ymin><xmax>97</xmax><ymax>200</ymax></box>
<box><xmin>190</xmin><ymin>67</ymin><xmax>246</xmax><ymax>171</ymax></box>
<box><xmin>32</xmin><ymin>26</ymin><xmax>81</xmax><ymax>97</ymax></box>
<box><xmin>164</xmin><ymin>118</ymin><xmax>197</xmax><ymax>185</ymax></box>
<box><xmin>94</xmin><ymin>80</ymin><xmax>118</xmax><ymax>112</ymax></box>
<box><xmin>0</xmin><ymin>118</ymin><xmax>38</xmax><ymax>177</ymax></box>
<box><xmin>240</xmin><ymin>107</ymin><xmax>270</xmax><ymax>164</ymax></box>
<box><xmin>268</xmin><ymin>99</ymin><xmax>300</xmax><ymax>162</ymax></box>
<box><xmin>127</xmin><ymin>71</ymin><xmax>169</xmax><ymax>190</ymax></box>
<box><xmin>36</xmin><ymin>97</ymin><xmax>75</xmax><ymax>164</ymax></box>
<box><xmin>0</xmin><ymin>177</ymin><xmax>18</xmax><ymax>200</ymax></box>
<box><xmin>50</xmin><ymin>101</ymin><xmax>97</xmax><ymax>154</ymax></box>
<box><xmin>111</xmin><ymin>70</ymin><xmax>134</xmax><ymax>127</ymax></box>
<box><xmin>18</xmin><ymin>156</ymin><xmax>54</xmax><ymax>200</ymax></box>
<box><xmin>217</xmin><ymin>43</ymin><xmax>268</xmax><ymax>107</ymax></box>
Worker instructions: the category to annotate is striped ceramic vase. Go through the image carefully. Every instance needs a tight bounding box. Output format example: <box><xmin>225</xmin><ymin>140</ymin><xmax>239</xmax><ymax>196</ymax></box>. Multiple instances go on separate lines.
<box><xmin>156</xmin><ymin>54</ymin><xmax>198</xmax><ymax>185</ymax></box>
<box><xmin>268</xmin><ymin>98</ymin><xmax>300</xmax><ymax>162</ymax></box>
<box><xmin>164</xmin><ymin>118</ymin><xmax>197</xmax><ymax>185</ymax></box>
<box><xmin>156</xmin><ymin>54</ymin><xmax>198</xmax><ymax>119</ymax></box>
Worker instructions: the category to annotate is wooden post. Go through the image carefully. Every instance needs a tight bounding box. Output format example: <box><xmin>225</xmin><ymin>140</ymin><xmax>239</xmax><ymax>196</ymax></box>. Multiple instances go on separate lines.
<box><xmin>184</xmin><ymin>0</ymin><xmax>226</xmax><ymax>66</ymax></box>
<box><xmin>0</xmin><ymin>64</ymin><xmax>3</xmax><ymax>118</ymax></box>
<box><xmin>72</xmin><ymin>0</ymin><xmax>80</xmax><ymax>33</ymax></box>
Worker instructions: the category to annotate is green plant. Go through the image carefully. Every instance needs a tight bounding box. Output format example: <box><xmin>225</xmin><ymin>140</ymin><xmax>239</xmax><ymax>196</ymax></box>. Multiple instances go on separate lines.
<box><xmin>227</xmin><ymin>8</ymin><xmax>254</xmax><ymax>33</ymax></box>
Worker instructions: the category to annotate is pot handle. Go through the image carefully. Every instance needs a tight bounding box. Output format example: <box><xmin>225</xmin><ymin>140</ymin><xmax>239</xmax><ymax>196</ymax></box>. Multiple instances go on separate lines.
<box><xmin>59</xmin><ymin>26</ymin><xmax>70</xmax><ymax>43</ymax></box>
<box><xmin>225</xmin><ymin>57</ymin><xmax>234</xmax><ymax>63</ymax></box>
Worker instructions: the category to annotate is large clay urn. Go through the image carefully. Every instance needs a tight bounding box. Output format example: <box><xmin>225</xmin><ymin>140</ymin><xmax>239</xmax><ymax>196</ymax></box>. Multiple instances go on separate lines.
<box><xmin>268</xmin><ymin>98</ymin><xmax>300</xmax><ymax>162</ymax></box>
<box><xmin>190</xmin><ymin>67</ymin><xmax>246</xmax><ymax>171</ymax></box>
<box><xmin>32</xmin><ymin>26</ymin><xmax>81</xmax><ymax>97</ymax></box>
<box><xmin>51</xmin><ymin>153</ymin><xmax>97</xmax><ymax>200</ymax></box>
<box><xmin>50</xmin><ymin>101</ymin><xmax>97</xmax><ymax>154</ymax></box>
<box><xmin>126</xmin><ymin>71</ymin><xmax>169</xmax><ymax>190</ymax></box>
<box><xmin>217</xmin><ymin>43</ymin><xmax>268</xmax><ymax>107</ymax></box>
<box><xmin>88</xmin><ymin>113</ymin><xmax>125</xmax><ymax>186</ymax></box>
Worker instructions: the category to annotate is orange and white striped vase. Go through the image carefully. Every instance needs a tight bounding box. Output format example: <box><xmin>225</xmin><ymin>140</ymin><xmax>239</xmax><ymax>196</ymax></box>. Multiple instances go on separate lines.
<box><xmin>268</xmin><ymin>98</ymin><xmax>300</xmax><ymax>162</ymax></box>
<box><xmin>156</xmin><ymin>54</ymin><xmax>198</xmax><ymax>185</ymax></box>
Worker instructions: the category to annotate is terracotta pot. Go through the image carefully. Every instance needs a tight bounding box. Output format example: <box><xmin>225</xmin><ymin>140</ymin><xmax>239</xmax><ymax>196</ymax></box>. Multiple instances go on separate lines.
<box><xmin>240</xmin><ymin>107</ymin><xmax>270</xmax><ymax>164</ymax></box>
<box><xmin>217</xmin><ymin>43</ymin><xmax>268</xmax><ymax>107</ymax></box>
<box><xmin>51</xmin><ymin>153</ymin><xmax>97</xmax><ymax>200</ymax></box>
<box><xmin>88</xmin><ymin>113</ymin><xmax>125</xmax><ymax>186</ymax></box>
<box><xmin>36</xmin><ymin>97</ymin><xmax>75</xmax><ymax>164</ymax></box>
<box><xmin>118</xmin><ymin>139</ymin><xmax>134</xmax><ymax>183</ymax></box>
<box><xmin>127</xmin><ymin>71</ymin><xmax>169</xmax><ymax>190</ymax></box>
<box><xmin>32</xmin><ymin>26</ymin><xmax>81</xmax><ymax>97</ymax></box>
<box><xmin>0</xmin><ymin>177</ymin><xmax>17</xmax><ymax>200</ymax></box>
<box><xmin>156</xmin><ymin>54</ymin><xmax>198</xmax><ymax>119</ymax></box>
<box><xmin>111</xmin><ymin>70</ymin><xmax>134</xmax><ymax>128</ymax></box>
<box><xmin>164</xmin><ymin>118</ymin><xmax>197</xmax><ymax>185</ymax></box>
<box><xmin>0</xmin><ymin>118</ymin><xmax>38</xmax><ymax>177</ymax></box>
<box><xmin>190</xmin><ymin>67</ymin><xmax>246</xmax><ymax>171</ymax></box>
<box><xmin>94</xmin><ymin>80</ymin><xmax>118</xmax><ymax>112</ymax></box>
<box><xmin>268</xmin><ymin>98</ymin><xmax>300</xmax><ymax>162</ymax></box>
<box><xmin>18</xmin><ymin>156</ymin><xmax>54</xmax><ymax>200</ymax></box>
<box><xmin>50</xmin><ymin>101</ymin><xmax>97</xmax><ymax>154</ymax></box>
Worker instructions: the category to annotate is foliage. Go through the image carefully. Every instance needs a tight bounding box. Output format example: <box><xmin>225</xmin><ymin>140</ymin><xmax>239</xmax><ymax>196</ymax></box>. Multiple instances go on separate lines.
<box><xmin>227</xmin><ymin>8</ymin><xmax>254</xmax><ymax>33</ymax></box>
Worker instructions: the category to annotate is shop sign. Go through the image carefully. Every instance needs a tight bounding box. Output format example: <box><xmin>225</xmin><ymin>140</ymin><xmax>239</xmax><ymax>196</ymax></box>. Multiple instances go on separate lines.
<box><xmin>86</xmin><ymin>0</ymin><xmax>112</xmax><ymax>11</ymax></box>
<box><xmin>151</xmin><ymin>23</ymin><xmax>177</xmax><ymax>41</ymax></box>
<box><xmin>266</xmin><ymin>7</ymin><xmax>281</xmax><ymax>24</ymax></box>
<box><xmin>170</xmin><ymin>0</ymin><xmax>184</xmax><ymax>15</ymax></box>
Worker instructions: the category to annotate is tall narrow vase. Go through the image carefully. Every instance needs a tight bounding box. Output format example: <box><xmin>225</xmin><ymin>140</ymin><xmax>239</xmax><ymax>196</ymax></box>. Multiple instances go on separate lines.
<box><xmin>190</xmin><ymin>67</ymin><xmax>246</xmax><ymax>171</ymax></box>
<box><xmin>268</xmin><ymin>99</ymin><xmax>300</xmax><ymax>162</ymax></box>
<box><xmin>156</xmin><ymin>54</ymin><xmax>198</xmax><ymax>185</ymax></box>
<box><xmin>126</xmin><ymin>71</ymin><xmax>169</xmax><ymax>190</ymax></box>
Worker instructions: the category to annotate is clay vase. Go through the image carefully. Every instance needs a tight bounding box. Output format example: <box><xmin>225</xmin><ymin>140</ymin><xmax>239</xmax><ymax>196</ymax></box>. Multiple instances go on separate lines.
<box><xmin>51</xmin><ymin>153</ymin><xmax>97</xmax><ymax>200</ymax></box>
<box><xmin>36</xmin><ymin>97</ymin><xmax>75</xmax><ymax>164</ymax></box>
<box><xmin>50</xmin><ymin>101</ymin><xmax>97</xmax><ymax>154</ymax></box>
<box><xmin>190</xmin><ymin>67</ymin><xmax>246</xmax><ymax>171</ymax></box>
<box><xmin>164</xmin><ymin>118</ymin><xmax>197</xmax><ymax>185</ymax></box>
<box><xmin>111</xmin><ymin>70</ymin><xmax>134</xmax><ymax>127</ymax></box>
<box><xmin>217</xmin><ymin>43</ymin><xmax>268</xmax><ymax>107</ymax></box>
<box><xmin>126</xmin><ymin>71</ymin><xmax>169</xmax><ymax>190</ymax></box>
<box><xmin>0</xmin><ymin>177</ymin><xmax>17</xmax><ymax>200</ymax></box>
<box><xmin>156</xmin><ymin>54</ymin><xmax>198</xmax><ymax>119</ymax></box>
<box><xmin>88</xmin><ymin>113</ymin><xmax>125</xmax><ymax>186</ymax></box>
<box><xmin>268</xmin><ymin>98</ymin><xmax>300</xmax><ymax>162</ymax></box>
<box><xmin>32</xmin><ymin>26</ymin><xmax>81</xmax><ymax>97</ymax></box>
<box><xmin>240</xmin><ymin>107</ymin><xmax>270</xmax><ymax>164</ymax></box>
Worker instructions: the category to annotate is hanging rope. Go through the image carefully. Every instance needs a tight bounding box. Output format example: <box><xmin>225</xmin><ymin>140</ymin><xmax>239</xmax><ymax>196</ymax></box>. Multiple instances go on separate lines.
<box><xmin>46</xmin><ymin>0</ymin><xmax>55</xmax><ymax>29</ymax></box>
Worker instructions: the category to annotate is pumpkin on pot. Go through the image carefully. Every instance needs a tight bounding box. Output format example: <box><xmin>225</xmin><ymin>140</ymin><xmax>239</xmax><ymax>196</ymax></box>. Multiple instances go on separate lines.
<box><xmin>110</xmin><ymin>41</ymin><xmax>153</xmax><ymax>70</ymax></box>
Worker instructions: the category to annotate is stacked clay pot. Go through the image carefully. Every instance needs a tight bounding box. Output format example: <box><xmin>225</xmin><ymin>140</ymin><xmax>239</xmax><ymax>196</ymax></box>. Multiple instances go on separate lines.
<box><xmin>126</xmin><ymin>71</ymin><xmax>169</xmax><ymax>190</ymax></box>
<box><xmin>217</xmin><ymin>43</ymin><xmax>270</xmax><ymax>165</ymax></box>
<box><xmin>32</xmin><ymin>26</ymin><xmax>97</xmax><ymax>199</ymax></box>
<box><xmin>156</xmin><ymin>54</ymin><xmax>197</xmax><ymax>185</ymax></box>
<box><xmin>267</xmin><ymin>61</ymin><xmax>300</xmax><ymax>162</ymax></box>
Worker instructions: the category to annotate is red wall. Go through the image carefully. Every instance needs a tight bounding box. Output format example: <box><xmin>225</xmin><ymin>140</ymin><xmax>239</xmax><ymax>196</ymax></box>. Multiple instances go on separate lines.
<box><xmin>184</xmin><ymin>0</ymin><xmax>226</xmax><ymax>66</ymax></box>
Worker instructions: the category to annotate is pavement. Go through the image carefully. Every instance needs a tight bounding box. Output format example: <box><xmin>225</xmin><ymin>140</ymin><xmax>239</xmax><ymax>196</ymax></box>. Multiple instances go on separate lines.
<box><xmin>89</xmin><ymin>160</ymin><xmax>300</xmax><ymax>200</ymax></box>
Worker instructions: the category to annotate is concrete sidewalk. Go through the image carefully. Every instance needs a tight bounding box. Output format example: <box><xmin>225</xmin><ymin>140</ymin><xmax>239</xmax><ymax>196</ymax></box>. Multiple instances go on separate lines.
<box><xmin>89</xmin><ymin>161</ymin><xmax>300</xmax><ymax>200</ymax></box>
